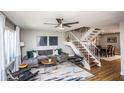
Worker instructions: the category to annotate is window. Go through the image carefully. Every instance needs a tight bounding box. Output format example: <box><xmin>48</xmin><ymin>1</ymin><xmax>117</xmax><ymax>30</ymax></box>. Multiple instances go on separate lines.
<box><xmin>38</xmin><ymin>36</ymin><xmax>47</xmax><ymax>46</ymax></box>
<box><xmin>49</xmin><ymin>36</ymin><xmax>58</xmax><ymax>46</ymax></box>
<box><xmin>37</xmin><ymin>36</ymin><xmax>58</xmax><ymax>46</ymax></box>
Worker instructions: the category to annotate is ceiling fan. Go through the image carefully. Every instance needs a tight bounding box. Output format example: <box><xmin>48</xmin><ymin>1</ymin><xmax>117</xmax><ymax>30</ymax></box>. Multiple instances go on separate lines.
<box><xmin>44</xmin><ymin>18</ymin><xmax>79</xmax><ymax>30</ymax></box>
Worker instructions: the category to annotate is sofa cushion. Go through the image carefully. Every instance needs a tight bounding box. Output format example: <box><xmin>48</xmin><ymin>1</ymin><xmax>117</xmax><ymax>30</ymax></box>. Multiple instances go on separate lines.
<box><xmin>37</xmin><ymin>55</ymin><xmax>48</xmax><ymax>61</ymax></box>
<box><xmin>22</xmin><ymin>58</ymin><xmax>38</xmax><ymax>67</ymax></box>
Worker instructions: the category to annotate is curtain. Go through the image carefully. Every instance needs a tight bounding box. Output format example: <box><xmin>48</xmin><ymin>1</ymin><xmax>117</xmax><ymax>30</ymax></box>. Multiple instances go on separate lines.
<box><xmin>4</xmin><ymin>28</ymin><xmax>16</xmax><ymax>66</ymax></box>
<box><xmin>0</xmin><ymin>12</ymin><xmax>21</xmax><ymax>81</ymax></box>
<box><xmin>15</xmin><ymin>26</ymin><xmax>21</xmax><ymax>71</ymax></box>
<box><xmin>4</xmin><ymin>26</ymin><xmax>21</xmax><ymax>71</ymax></box>
<box><xmin>0</xmin><ymin>12</ymin><xmax>6</xmax><ymax>81</ymax></box>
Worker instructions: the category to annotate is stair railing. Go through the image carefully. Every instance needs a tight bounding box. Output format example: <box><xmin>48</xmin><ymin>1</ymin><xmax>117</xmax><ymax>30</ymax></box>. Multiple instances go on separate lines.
<box><xmin>70</xmin><ymin>31</ymin><xmax>101</xmax><ymax>63</ymax></box>
<box><xmin>69</xmin><ymin>32</ymin><xmax>91</xmax><ymax>64</ymax></box>
<box><xmin>82</xmin><ymin>40</ymin><xmax>100</xmax><ymax>61</ymax></box>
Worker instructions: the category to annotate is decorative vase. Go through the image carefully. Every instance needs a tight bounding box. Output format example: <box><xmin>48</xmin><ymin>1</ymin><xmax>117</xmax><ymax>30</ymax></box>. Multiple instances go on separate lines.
<box><xmin>48</xmin><ymin>58</ymin><xmax>52</xmax><ymax>63</ymax></box>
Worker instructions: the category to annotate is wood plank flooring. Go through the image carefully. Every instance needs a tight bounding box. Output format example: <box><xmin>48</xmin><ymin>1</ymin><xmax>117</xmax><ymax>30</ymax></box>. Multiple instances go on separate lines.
<box><xmin>85</xmin><ymin>59</ymin><xmax>121</xmax><ymax>81</ymax></box>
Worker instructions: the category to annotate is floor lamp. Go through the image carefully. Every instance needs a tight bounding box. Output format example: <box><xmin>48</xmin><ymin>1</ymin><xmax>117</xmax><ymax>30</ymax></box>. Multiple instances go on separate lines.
<box><xmin>20</xmin><ymin>42</ymin><xmax>25</xmax><ymax>62</ymax></box>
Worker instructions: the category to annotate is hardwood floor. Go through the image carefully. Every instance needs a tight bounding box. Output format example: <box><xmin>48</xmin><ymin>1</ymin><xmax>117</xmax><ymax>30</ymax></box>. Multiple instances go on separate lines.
<box><xmin>86</xmin><ymin>59</ymin><xmax>121</xmax><ymax>81</ymax></box>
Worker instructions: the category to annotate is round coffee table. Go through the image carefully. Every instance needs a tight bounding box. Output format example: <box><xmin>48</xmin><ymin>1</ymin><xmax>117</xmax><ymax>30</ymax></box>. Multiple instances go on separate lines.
<box><xmin>41</xmin><ymin>58</ymin><xmax>57</xmax><ymax>73</ymax></box>
<box><xmin>41</xmin><ymin>59</ymin><xmax>56</xmax><ymax>65</ymax></box>
<box><xmin>19</xmin><ymin>63</ymin><xmax>28</xmax><ymax>70</ymax></box>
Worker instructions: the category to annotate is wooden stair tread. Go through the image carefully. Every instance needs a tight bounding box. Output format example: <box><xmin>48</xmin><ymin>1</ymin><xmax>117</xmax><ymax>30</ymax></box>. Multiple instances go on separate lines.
<box><xmin>75</xmin><ymin>44</ymin><xmax>83</xmax><ymax>47</ymax></box>
<box><xmin>78</xmin><ymin>48</ymin><xmax>85</xmax><ymax>50</ymax></box>
<box><xmin>90</xmin><ymin>33</ymin><xmax>95</xmax><ymax>35</ymax></box>
<box><xmin>74</xmin><ymin>43</ymin><xmax>81</xmax><ymax>46</ymax></box>
<box><xmin>77</xmin><ymin>46</ymin><xmax>84</xmax><ymax>48</ymax></box>
<box><xmin>81</xmin><ymin>49</ymin><xmax>87</xmax><ymax>51</ymax></box>
<box><xmin>90</xmin><ymin>62</ymin><xmax>98</xmax><ymax>67</ymax></box>
<box><xmin>85</xmin><ymin>57</ymin><xmax>95</xmax><ymax>61</ymax></box>
<box><xmin>81</xmin><ymin>51</ymin><xmax>88</xmax><ymax>53</ymax></box>
<box><xmin>92</xmin><ymin>31</ymin><xmax>99</xmax><ymax>33</ymax></box>
<box><xmin>84</xmin><ymin>54</ymin><xmax>92</xmax><ymax>57</ymax></box>
<box><xmin>95</xmin><ymin>28</ymin><xmax>101</xmax><ymax>30</ymax></box>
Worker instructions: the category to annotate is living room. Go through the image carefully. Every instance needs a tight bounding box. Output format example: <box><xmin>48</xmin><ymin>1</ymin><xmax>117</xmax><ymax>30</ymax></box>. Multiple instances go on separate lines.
<box><xmin>1</xmin><ymin>0</ymin><xmax>124</xmax><ymax>93</ymax></box>
<box><xmin>0</xmin><ymin>11</ymin><xmax>123</xmax><ymax>81</ymax></box>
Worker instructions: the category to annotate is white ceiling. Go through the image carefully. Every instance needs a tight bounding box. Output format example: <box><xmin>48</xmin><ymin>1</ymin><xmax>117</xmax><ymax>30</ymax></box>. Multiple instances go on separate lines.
<box><xmin>3</xmin><ymin>11</ymin><xmax>124</xmax><ymax>31</ymax></box>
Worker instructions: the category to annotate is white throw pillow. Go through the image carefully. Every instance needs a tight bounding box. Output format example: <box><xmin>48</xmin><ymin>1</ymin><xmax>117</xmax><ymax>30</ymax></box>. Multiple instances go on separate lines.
<box><xmin>33</xmin><ymin>52</ymin><xmax>37</xmax><ymax>58</ymax></box>
<box><xmin>53</xmin><ymin>49</ymin><xmax>58</xmax><ymax>55</ymax></box>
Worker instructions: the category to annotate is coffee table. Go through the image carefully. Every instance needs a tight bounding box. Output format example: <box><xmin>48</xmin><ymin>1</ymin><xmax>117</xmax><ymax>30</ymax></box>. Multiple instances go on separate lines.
<box><xmin>40</xmin><ymin>58</ymin><xmax>57</xmax><ymax>73</ymax></box>
<box><xmin>19</xmin><ymin>63</ymin><xmax>28</xmax><ymax>70</ymax></box>
<box><xmin>41</xmin><ymin>59</ymin><xmax>56</xmax><ymax>65</ymax></box>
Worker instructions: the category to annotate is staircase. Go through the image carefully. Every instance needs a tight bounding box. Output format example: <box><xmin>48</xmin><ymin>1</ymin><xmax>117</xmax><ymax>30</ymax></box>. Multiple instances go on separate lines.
<box><xmin>73</xmin><ymin>41</ymin><xmax>100</xmax><ymax>70</ymax></box>
<box><xmin>65</xmin><ymin>27</ymin><xmax>102</xmax><ymax>70</ymax></box>
<box><xmin>82</xmin><ymin>28</ymin><xmax>101</xmax><ymax>41</ymax></box>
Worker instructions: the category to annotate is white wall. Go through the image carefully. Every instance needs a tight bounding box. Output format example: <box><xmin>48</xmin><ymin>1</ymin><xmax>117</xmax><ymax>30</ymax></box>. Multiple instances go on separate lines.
<box><xmin>102</xmin><ymin>23</ymin><xmax>119</xmax><ymax>33</ymax></box>
<box><xmin>120</xmin><ymin>22</ymin><xmax>124</xmax><ymax>76</ymax></box>
<box><xmin>20</xmin><ymin>30</ymin><xmax>74</xmax><ymax>57</ymax></box>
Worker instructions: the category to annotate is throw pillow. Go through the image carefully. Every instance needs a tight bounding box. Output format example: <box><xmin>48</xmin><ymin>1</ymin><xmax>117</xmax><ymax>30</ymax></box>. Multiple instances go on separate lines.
<box><xmin>53</xmin><ymin>49</ymin><xmax>58</xmax><ymax>55</ymax></box>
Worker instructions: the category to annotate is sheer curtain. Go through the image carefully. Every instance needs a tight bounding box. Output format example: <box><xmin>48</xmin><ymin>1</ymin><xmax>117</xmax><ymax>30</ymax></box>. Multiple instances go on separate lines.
<box><xmin>0</xmin><ymin>12</ymin><xmax>21</xmax><ymax>81</ymax></box>
<box><xmin>4</xmin><ymin>27</ymin><xmax>16</xmax><ymax>66</ymax></box>
<box><xmin>15</xmin><ymin>26</ymin><xmax>21</xmax><ymax>71</ymax></box>
<box><xmin>0</xmin><ymin>12</ymin><xmax>6</xmax><ymax>81</ymax></box>
<box><xmin>4</xmin><ymin>26</ymin><xmax>21</xmax><ymax>71</ymax></box>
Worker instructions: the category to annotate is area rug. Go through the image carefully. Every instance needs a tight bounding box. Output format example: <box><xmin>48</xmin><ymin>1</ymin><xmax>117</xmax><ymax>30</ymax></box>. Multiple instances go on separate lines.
<box><xmin>31</xmin><ymin>62</ymin><xmax>93</xmax><ymax>81</ymax></box>
<box><xmin>101</xmin><ymin>55</ymin><xmax>121</xmax><ymax>61</ymax></box>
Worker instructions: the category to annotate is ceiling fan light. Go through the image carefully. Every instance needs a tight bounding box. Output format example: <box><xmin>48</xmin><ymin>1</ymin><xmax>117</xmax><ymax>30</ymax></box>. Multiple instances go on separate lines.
<box><xmin>59</xmin><ymin>27</ymin><xmax>64</xmax><ymax>30</ymax></box>
<box><xmin>59</xmin><ymin>24</ymin><xmax>64</xmax><ymax>30</ymax></box>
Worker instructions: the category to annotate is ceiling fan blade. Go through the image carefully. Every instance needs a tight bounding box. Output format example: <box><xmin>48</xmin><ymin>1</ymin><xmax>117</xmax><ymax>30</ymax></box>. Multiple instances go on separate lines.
<box><xmin>56</xmin><ymin>18</ymin><xmax>63</xmax><ymax>24</ymax></box>
<box><xmin>44</xmin><ymin>23</ymin><xmax>58</xmax><ymax>25</ymax></box>
<box><xmin>63</xmin><ymin>24</ymin><xmax>72</xmax><ymax>27</ymax></box>
<box><xmin>63</xmin><ymin>21</ymin><xmax>79</xmax><ymax>25</ymax></box>
<box><xmin>54</xmin><ymin>25</ymin><xmax>59</xmax><ymax>28</ymax></box>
